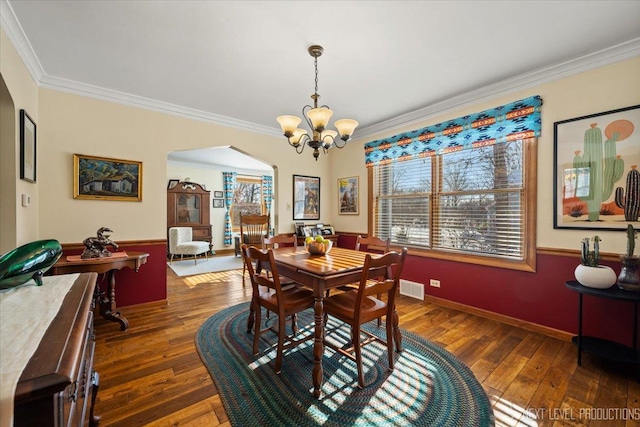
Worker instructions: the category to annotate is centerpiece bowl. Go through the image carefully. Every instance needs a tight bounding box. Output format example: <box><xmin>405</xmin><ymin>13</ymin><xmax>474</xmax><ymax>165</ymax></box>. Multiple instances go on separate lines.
<box><xmin>306</xmin><ymin>240</ymin><xmax>333</xmax><ymax>256</ymax></box>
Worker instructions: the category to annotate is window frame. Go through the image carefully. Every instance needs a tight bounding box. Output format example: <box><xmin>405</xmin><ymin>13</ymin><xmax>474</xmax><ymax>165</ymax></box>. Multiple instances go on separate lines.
<box><xmin>230</xmin><ymin>175</ymin><xmax>265</xmax><ymax>232</ymax></box>
<box><xmin>368</xmin><ymin>137</ymin><xmax>537</xmax><ymax>272</ymax></box>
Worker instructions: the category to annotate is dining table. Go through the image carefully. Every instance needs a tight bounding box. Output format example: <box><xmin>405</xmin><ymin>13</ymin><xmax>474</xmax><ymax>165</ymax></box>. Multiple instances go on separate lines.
<box><xmin>262</xmin><ymin>245</ymin><xmax>386</xmax><ymax>398</ymax></box>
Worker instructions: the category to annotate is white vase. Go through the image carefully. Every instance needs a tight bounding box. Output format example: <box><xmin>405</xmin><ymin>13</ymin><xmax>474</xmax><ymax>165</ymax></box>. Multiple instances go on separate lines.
<box><xmin>574</xmin><ymin>264</ymin><xmax>616</xmax><ymax>289</ymax></box>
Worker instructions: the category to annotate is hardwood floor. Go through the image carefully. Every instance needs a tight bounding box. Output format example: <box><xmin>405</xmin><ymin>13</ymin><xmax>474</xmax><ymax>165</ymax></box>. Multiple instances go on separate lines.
<box><xmin>93</xmin><ymin>262</ymin><xmax>640</xmax><ymax>426</ymax></box>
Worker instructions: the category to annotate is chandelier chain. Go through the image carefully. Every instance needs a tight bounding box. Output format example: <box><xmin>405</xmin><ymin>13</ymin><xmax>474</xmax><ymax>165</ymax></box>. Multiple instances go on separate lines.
<box><xmin>314</xmin><ymin>56</ymin><xmax>319</xmax><ymax>98</ymax></box>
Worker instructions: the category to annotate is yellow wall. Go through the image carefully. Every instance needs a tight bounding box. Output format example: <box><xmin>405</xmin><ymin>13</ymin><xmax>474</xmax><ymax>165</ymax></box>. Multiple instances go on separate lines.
<box><xmin>37</xmin><ymin>88</ymin><xmax>332</xmax><ymax>244</ymax></box>
<box><xmin>330</xmin><ymin>56</ymin><xmax>640</xmax><ymax>255</ymax></box>
<box><xmin>0</xmin><ymin>28</ymin><xmax>39</xmax><ymax>251</ymax></box>
<box><xmin>2</xmin><ymin>24</ymin><xmax>640</xmax><ymax>256</ymax></box>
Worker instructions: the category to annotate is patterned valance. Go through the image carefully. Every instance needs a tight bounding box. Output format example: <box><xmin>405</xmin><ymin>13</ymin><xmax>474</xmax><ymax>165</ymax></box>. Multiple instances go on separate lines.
<box><xmin>364</xmin><ymin>95</ymin><xmax>542</xmax><ymax>167</ymax></box>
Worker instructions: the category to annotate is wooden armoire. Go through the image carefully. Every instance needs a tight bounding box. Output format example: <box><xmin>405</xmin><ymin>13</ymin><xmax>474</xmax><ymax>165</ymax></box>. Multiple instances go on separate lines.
<box><xmin>167</xmin><ymin>181</ymin><xmax>212</xmax><ymax>248</ymax></box>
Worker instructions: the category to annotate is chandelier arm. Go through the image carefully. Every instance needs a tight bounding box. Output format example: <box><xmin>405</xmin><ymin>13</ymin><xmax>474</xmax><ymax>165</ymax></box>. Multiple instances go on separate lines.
<box><xmin>332</xmin><ymin>137</ymin><xmax>348</xmax><ymax>149</ymax></box>
<box><xmin>289</xmin><ymin>134</ymin><xmax>310</xmax><ymax>154</ymax></box>
<box><xmin>302</xmin><ymin>105</ymin><xmax>314</xmax><ymax>129</ymax></box>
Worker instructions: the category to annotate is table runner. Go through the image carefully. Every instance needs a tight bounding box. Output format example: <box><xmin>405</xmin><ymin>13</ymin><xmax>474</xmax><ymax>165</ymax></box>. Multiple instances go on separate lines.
<box><xmin>0</xmin><ymin>273</ymin><xmax>79</xmax><ymax>427</ymax></box>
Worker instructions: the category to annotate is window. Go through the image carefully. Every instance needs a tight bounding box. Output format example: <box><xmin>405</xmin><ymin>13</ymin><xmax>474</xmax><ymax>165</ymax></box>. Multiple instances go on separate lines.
<box><xmin>230</xmin><ymin>175</ymin><xmax>263</xmax><ymax>230</ymax></box>
<box><xmin>371</xmin><ymin>138</ymin><xmax>536</xmax><ymax>271</ymax></box>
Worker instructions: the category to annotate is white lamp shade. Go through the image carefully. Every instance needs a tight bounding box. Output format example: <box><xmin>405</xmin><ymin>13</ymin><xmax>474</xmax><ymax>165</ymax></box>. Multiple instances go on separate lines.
<box><xmin>277</xmin><ymin>115</ymin><xmax>302</xmax><ymax>134</ymax></box>
<box><xmin>306</xmin><ymin>107</ymin><xmax>333</xmax><ymax>129</ymax></box>
<box><xmin>321</xmin><ymin>130</ymin><xmax>337</xmax><ymax>143</ymax></box>
<box><xmin>334</xmin><ymin>119</ymin><xmax>359</xmax><ymax>137</ymax></box>
<box><xmin>290</xmin><ymin>128</ymin><xmax>308</xmax><ymax>146</ymax></box>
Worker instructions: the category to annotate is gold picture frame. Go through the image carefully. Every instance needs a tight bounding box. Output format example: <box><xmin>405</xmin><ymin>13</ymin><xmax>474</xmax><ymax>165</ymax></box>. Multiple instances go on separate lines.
<box><xmin>73</xmin><ymin>154</ymin><xmax>143</xmax><ymax>201</ymax></box>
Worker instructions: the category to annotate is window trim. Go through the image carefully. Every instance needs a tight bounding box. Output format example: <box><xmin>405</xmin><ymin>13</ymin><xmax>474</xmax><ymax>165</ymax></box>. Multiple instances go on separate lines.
<box><xmin>368</xmin><ymin>138</ymin><xmax>537</xmax><ymax>272</ymax></box>
<box><xmin>230</xmin><ymin>175</ymin><xmax>265</xmax><ymax>232</ymax></box>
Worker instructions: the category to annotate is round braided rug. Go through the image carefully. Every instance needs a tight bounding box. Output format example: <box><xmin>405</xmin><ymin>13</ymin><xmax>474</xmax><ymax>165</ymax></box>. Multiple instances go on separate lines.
<box><xmin>196</xmin><ymin>302</ymin><xmax>494</xmax><ymax>426</ymax></box>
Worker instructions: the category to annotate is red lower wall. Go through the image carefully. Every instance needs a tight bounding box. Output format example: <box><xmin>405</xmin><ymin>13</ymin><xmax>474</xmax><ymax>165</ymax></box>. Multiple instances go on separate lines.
<box><xmin>337</xmin><ymin>234</ymin><xmax>635</xmax><ymax>347</ymax></box>
<box><xmin>60</xmin><ymin>241</ymin><xmax>167</xmax><ymax>307</ymax></box>
<box><xmin>60</xmin><ymin>236</ymin><xmax>633</xmax><ymax>347</ymax></box>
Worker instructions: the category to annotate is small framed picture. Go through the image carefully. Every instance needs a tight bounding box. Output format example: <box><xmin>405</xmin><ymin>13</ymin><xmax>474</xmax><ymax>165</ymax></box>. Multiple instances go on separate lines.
<box><xmin>322</xmin><ymin>226</ymin><xmax>334</xmax><ymax>236</ymax></box>
<box><xmin>167</xmin><ymin>179</ymin><xmax>179</xmax><ymax>189</ymax></box>
<box><xmin>213</xmin><ymin>198</ymin><xmax>224</xmax><ymax>208</ymax></box>
<box><xmin>20</xmin><ymin>109</ymin><xmax>36</xmax><ymax>183</ymax></box>
<box><xmin>338</xmin><ymin>176</ymin><xmax>359</xmax><ymax>215</ymax></box>
<box><xmin>214</xmin><ymin>190</ymin><xmax>224</xmax><ymax>198</ymax></box>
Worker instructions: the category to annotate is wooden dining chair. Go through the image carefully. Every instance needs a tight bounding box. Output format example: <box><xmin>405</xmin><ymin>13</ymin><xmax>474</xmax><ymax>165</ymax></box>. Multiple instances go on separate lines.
<box><xmin>262</xmin><ymin>234</ymin><xmax>297</xmax><ymax>250</ymax></box>
<box><xmin>242</xmin><ymin>244</ymin><xmax>315</xmax><ymax>374</ymax></box>
<box><xmin>329</xmin><ymin>235</ymin><xmax>391</xmax><ymax>305</ymax></box>
<box><xmin>262</xmin><ymin>234</ymin><xmax>298</xmax><ymax>285</ymax></box>
<box><xmin>240</xmin><ymin>213</ymin><xmax>270</xmax><ymax>283</ymax></box>
<box><xmin>323</xmin><ymin>247</ymin><xmax>407</xmax><ymax>388</ymax></box>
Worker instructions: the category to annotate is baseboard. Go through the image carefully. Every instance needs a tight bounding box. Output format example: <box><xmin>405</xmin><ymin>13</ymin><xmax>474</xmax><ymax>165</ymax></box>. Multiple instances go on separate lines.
<box><xmin>213</xmin><ymin>248</ymin><xmax>236</xmax><ymax>256</ymax></box>
<box><xmin>422</xmin><ymin>294</ymin><xmax>573</xmax><ymax>342</ymax></box>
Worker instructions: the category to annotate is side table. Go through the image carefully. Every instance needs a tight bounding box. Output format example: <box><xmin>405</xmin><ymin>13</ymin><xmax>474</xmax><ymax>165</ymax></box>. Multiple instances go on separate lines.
<box><xmin>51</xmin><ymin>251</ymin><xmax>149</xmax><ymax>331</ymax></box>
<box><xmin>565</xmin><ymin>280</ymin><xmax>640</xmax><ymax>379</ymax></box>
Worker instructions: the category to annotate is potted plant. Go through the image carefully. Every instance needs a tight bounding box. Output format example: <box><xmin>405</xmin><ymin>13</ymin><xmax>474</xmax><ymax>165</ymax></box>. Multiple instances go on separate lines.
<box><xmin>574</xmin><ymin>235</ymin><xmax>616</xmax><ymax>289</ymax></box>
<box><xmin>617</xmin><ymin>224</ymin><xmax>640</xmax><ymax>290</ymax></box>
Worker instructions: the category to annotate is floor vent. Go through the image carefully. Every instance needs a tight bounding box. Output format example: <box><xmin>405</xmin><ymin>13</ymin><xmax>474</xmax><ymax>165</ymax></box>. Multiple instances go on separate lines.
<box><xmin>399</xmin><ymin>279</ymin><xmax>425</xmax><ymax>300</ymax></box>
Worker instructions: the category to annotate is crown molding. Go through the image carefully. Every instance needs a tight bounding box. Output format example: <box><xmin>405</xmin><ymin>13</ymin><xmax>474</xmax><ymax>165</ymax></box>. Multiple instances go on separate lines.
<box><xmin>0</xmin><ymin>0</ymin><xmax>44</xmax><ymax>82</ymax></box>
<box><xmin>3</xmin><ymin>0</ymin><xmax>639</xmax><ymax>141</ymax></box>
<box><xmin>37</xmin><ymin>74</ymin><xmax>281</xmax><ymax>137</ymax></box>
<box><xmin>353</xmin><ymin>37</ymin><xmax>640</xmax><ymax>143</ymax></box>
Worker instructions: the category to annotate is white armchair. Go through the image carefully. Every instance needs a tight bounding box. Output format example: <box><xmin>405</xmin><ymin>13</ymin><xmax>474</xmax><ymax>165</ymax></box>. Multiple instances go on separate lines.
<box><xmin>168</xmin><ymin>227</ymin><xmax>210</xmax><ymax>265</ymax></box>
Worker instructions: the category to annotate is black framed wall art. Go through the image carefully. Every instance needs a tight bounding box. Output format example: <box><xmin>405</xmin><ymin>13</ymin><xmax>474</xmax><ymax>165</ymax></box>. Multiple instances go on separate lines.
<box><xmin>293</xmin><ymin>174</ymin><xmax>320</xmax><ymax>220</ymax></box>
<box><xmin>20</xmin><ymin>109</ymin><xmax>36</xmax><ymax>183</ymax></box>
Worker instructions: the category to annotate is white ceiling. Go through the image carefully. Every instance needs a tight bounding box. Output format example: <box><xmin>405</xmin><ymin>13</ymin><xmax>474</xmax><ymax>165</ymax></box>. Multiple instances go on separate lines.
<box><xmin>3</xmin><ymin>0</ymin><xmax>640</xmax><ymax>168</ymax></box>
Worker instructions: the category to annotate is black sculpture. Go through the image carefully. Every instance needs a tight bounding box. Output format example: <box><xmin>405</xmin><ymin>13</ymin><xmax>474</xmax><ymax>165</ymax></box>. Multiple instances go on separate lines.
<box><xmin>81</xmin><ymin>227</ymin><xmax>119</xmax><ymax>259</ymax></box>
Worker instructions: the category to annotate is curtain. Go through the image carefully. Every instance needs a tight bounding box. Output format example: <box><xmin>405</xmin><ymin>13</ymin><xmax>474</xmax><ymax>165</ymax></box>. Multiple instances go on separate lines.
<box><xmin>364</xmin><ymin>95</ymin><xmax>542</xmax><ymax>167</ymax></box>
<box><xmin>223</xmin><ymin>172</ymin><xmax>237</xmax><ymax>246</ymax></box>
<box><xmin>262</xmin><ymin>175</ymin><xmax>273</xmax><ymax>216</ymax></box>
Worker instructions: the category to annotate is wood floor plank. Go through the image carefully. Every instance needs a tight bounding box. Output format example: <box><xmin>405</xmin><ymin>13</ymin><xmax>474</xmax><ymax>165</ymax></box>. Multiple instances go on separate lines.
<box><xmin>90</xmin><ymin>262</ymin><xmax>638</xmax><ymax>426</ymax></box>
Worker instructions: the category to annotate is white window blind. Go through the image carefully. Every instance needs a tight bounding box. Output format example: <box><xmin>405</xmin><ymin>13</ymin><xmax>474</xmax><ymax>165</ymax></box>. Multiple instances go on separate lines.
<box><xmin>373</xmin><ymin>140</ymin><xmax>526</xmax><ymax>261</ymax></box>
<box><xmin>373</xmin><ymin>158</ymin><xmax>432</xmax><ymax>247</ymax></box>
<box><xmin>436</xmin><ymin>141</ymin><xmax>524</xmax><ymax>259</ymax></box>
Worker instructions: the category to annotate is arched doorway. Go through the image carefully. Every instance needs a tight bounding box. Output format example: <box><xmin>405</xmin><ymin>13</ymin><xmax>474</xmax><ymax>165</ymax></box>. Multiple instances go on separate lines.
<box><xmin>167</xmin><ymin>146</ymin><xmax>275</xmax><ymax>254</ymax></box>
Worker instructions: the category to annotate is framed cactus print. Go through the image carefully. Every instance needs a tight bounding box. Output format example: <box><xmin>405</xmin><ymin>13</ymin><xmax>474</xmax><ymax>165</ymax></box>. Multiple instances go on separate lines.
<box><xmin>554</xmin><ymin>104</ymin><xmax>640</xmax><ymax>230</ymax></box>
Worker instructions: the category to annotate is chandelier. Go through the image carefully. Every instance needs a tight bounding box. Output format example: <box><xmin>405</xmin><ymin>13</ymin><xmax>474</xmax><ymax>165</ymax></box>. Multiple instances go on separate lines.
<box><xmin>277</xmin><ymin>45</ymin><xmax>358</xmax><ymax>161</ymax></box>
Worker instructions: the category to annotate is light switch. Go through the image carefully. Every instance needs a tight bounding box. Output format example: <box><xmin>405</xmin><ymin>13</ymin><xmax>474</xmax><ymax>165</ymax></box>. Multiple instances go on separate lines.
<box><xmin>21</xmin><ymin>193</ymin><xmax>31</xmax><ymax>207</ymax></box>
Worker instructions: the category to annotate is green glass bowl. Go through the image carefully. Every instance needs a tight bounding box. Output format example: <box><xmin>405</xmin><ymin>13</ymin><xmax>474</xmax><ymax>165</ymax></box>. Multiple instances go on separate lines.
<box><xmin>0</xmin><ymin>239</ymin><xmax>63</xmax><ymax>290</ymax></box>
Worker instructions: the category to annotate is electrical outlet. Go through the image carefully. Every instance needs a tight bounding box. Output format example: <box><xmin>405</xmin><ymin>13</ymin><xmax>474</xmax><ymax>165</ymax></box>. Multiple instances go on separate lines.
<box><xmin>430</xmin><ymin>279</ymin><xmax>441</xmax><ymax>288</ymax></box>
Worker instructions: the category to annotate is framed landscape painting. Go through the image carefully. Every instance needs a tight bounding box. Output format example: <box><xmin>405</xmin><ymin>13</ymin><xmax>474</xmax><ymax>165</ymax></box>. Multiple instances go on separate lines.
<box><xmin>338</xmin><ymin>176</ymin><xmax>359</xmax><ymax>214</ymax></box>
<box><xmin>293</xmin><ymin>175</ymin><xmax>320</xmax><ymax>220</ymax></box>
<box><xmin>553</xmin><ymin>104</ymin><xmax>640</xmax><ymax>229</ymax></box>
<box><xmin>74</xmin><ymin>154</ymin><xmax>143</xmax><ymax>201</ymax></box>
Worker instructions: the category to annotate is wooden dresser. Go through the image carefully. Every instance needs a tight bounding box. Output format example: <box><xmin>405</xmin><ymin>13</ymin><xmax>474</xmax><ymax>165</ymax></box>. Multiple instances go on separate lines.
<box><xmin>167</xmin><ymin>181</ymin><xmax>213</xmax><ymax>248</ymax></box>
<box><xmin>14</xmin><ymin>272</ymin><xmax>100</xmax><ymax>427</ymax></box>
